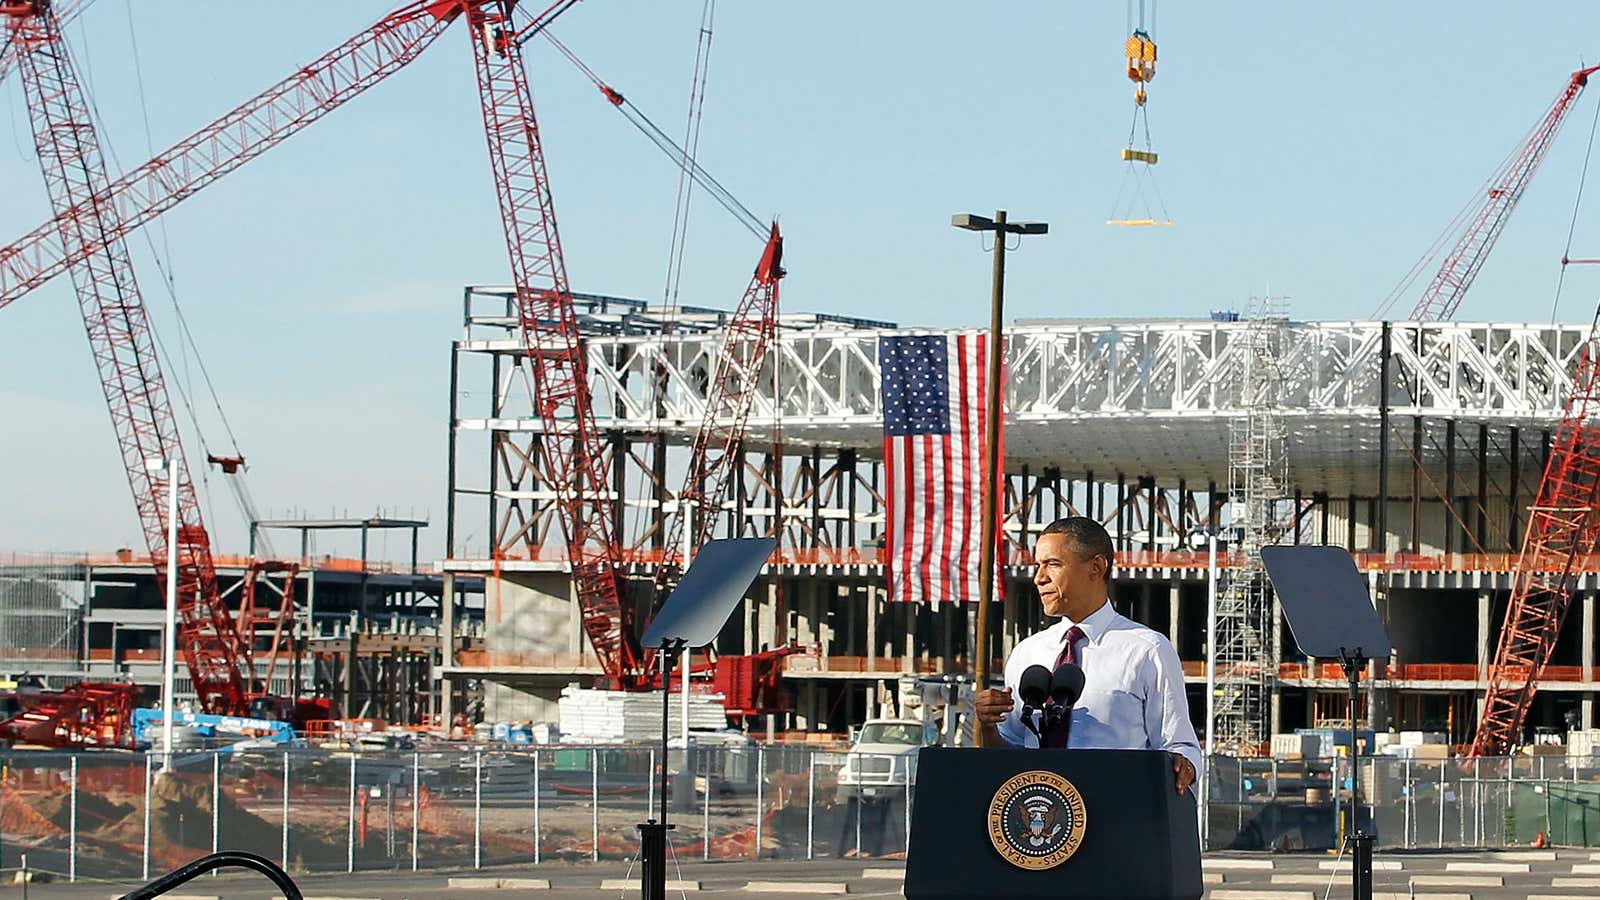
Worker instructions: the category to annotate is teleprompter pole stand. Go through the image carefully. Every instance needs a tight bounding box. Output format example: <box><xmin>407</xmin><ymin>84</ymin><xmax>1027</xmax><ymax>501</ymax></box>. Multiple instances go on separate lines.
<box><xmin>638</xmin><ymin>638</ymin><xmax>685</xmax><ymax>900</ymax></box>
<box><xmin>1339</xmin><ymin>646</ymin><xmax>1372</xmax><ymax>900</ymax></box>
<box><xmin>630</xmin><ymin>537</ymin><xmax>777</xmax><ymax>900</ymax></box>
<box><xmin>1259</xmin><ymin>546</ymin><xmax>1390</xmax><ymax>900</ymax></box>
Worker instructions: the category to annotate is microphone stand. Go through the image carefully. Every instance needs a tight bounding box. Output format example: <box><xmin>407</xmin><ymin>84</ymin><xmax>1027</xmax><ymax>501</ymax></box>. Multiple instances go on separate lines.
<box><xmin>1018</xmin><ymin>704</ymin><xmax>1043</xmax><ymax>745</ymax></box>
<box><xmin>638</xmin><ymin>639</ymin><xmax>683</xmax><ymax>900</ymax></box>
<box><xmin>1338</xmin><ymin>646</ymin><xmax>1372</xmax><ymax>900</ymax></box>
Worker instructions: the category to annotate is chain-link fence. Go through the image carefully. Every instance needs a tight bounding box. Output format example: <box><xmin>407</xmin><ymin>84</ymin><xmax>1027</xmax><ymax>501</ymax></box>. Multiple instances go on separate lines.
<box><xmin>4</xmin><ymin>747</ymin><xmax>1593</xmax><ymax>882</ymax></box>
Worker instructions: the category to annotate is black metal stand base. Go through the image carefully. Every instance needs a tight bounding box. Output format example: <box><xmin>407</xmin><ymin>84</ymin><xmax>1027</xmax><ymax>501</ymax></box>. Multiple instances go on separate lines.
<box><xmin>1349</xmin><ymin>829</ymin><xmax>1373</xmax><ymax>900</ymax></box>
<box><xmin>637</xmin><ymin>820</ymin><xmax>674</xmax><ymax>900</ymax></box>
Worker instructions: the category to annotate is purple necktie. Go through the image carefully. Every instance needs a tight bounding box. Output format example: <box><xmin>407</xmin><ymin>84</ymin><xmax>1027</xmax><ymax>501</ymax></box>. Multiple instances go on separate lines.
<box><xmin>1045</xmin><ymin>626</ymin><xmax>1085</xmax><ymax>748</ymax></box>
<box><xmin>1054</xmin><ymin>625</ymin><xmax>1086</xmax><ymax>669</ymax></box>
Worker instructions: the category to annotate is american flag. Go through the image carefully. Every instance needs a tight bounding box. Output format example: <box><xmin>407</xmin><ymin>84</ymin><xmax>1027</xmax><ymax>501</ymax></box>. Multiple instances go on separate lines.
<box><xmin>880</xmin><ymin>332</ymin><xmax>1001</xmax><ymax>603</ymax></box>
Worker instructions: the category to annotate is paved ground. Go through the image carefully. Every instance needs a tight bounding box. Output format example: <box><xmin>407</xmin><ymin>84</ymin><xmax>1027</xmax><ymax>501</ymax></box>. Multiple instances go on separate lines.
<box><xmin>16</xmin><ymin>849</ymin><xmax>1600</xmax><ymax>897</ymax></box>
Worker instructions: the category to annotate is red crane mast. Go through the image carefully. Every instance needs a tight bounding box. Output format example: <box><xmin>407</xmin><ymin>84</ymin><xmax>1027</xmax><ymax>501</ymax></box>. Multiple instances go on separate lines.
<box><xmin>1396</xmin><ymin>65</ymin><xmax>1600</xmax><ymax>321</ymax></box>
<box><xmin>650</xmin><ymin>225</ymin><xmax>783</xmax><ymax>599</ymax></box>
<box><xmin>3</xmin><ymin>0</ymin><xmax>774</xmax><ymax>734</ymax></box>
<box><xmin>0</xmin><ymin>1</ymin><xmax>457</xmax><ymax>313</ymax></box>
<box><xmin>457</xmin><ymin>0</ymin><xmax>644</xmax><ymax>685</ymax></box>
<box><xmin>1470</xmin><ymin>314</ymin><xmax>1600</xmax><ymax>756</ymax></box>
<box><xmin>4</xmin><ymin>0</ymin><xmax>254</xmax><ymax>714</ymax></box>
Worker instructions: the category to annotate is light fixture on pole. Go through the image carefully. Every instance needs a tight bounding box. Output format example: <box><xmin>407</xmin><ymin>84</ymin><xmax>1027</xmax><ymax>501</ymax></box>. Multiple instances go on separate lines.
<box><xmin>146</xmin><ymin>456</ymin><xmax>180</xmax><ymax>763</ymax></box>
<box><xmin>950</xmin><ymin>210</ymin><xmax>1047</xmax><ymax>747</ymax></box>
<box><xmin>1189</xmin><ymin>526</ymin><xmax>1220</xmax><ymax>847</ymax></box>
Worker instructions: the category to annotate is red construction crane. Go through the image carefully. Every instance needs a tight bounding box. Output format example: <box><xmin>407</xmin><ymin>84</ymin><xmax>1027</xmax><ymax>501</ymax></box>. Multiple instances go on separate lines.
<box><xmin>456</xmin><ymin>0</ymin><xmax>647</xmax><ymax>685</ymax></box>
<box><xmin>643</xmin><ymin>226</ymin><xmax>796</xmax><ymax>716</ymax></box>
<box><xmin>1382</xmin><ymin>64</ymin><xmax>1600</xmax><ymax>322</ymax></box>
<box><xmin>0</xmin><ymin>1</ymin><xmax>458</xmax><ymax>313</ymax></box>
<box><xmin>3</xmin><ymin>0</ymin><xmax>265</xmax><ymax>722</ymax></box>
<box><xmin>651</xmin><ymin>224</ymin><xmax>784</xmax><ymax>591</ymax></box>
<box><xmin>1470</xmin><ymin>310</ymin><xmax>1600</xmax><ymax>756</ymax></box>
<box><xmin>2</xmin><ymin>0</ymin><xmax>781</xmax><ymax>739</ymax></box>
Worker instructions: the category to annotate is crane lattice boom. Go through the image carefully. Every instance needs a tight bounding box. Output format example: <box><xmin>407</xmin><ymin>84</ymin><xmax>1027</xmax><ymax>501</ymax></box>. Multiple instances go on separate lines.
<box><xmin>1407</xmin><ymin>65</ymin><xmax>1600</xmax><ymax>322</ymax></box>
<box><xmin>460</xmin><ymin>0</ymin><xmax>642</xmax><ymax>685</ymax></box>
<box><xmin>1471</xmin><ymin>330</ymin><xmax>1600</xmax><ymax>756</ymax></box>
<box><xmin>649</xmin><ymin>225</ymin><xmax>784</xmax><ymax>604</ymax></box>
<box><xmin>0</xmin><ymin>1</ymin><xmax>459</xmax><ymax>313</ymax></box>
<box><xmin>6</xmin><ymin>1</ymin><xmax>253</xmax><ymax>714</ymax></box>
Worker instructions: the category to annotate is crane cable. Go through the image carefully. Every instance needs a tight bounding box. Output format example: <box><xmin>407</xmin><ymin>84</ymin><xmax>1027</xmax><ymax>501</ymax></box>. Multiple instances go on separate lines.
<box><xmin>539</xmin><ymin>30</ymin><xmax>765</xmax><ymax>239</ymax></box>
<box><xmin>661</xmin><ymin>0</ymin><xmax>716</xmax><ymax>322</ymax></box>
<box><xmin>102</xmin><ymin>2</ymin><xmax>254</xmax><ymax>544</ymax></box>
<box><xmin>1551</xmin><ymin>86</ymin><xmax>1600</xmax><ymax>324</ymax></box>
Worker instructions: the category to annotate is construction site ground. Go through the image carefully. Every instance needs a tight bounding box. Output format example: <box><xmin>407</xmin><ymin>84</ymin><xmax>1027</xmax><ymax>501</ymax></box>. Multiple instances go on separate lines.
<box><xmin>11</xmin><ymin>850</ymin><xmax>1600</xmax><ymax>898</ymax></box>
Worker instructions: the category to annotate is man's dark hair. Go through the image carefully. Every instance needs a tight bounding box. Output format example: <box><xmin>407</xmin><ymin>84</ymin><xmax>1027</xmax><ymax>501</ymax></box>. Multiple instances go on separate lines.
<box><xmin>1039</xmin><ymin>516</ymin><xmax>1115</xmax><ymax>573</ymax></box>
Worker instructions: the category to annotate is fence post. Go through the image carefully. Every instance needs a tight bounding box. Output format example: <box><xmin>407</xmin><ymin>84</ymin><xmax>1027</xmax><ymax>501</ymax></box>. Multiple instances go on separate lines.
<box><xmin>281</xmin><ymin>751</ymin><xmax>291</xmax><ymax>870</ymax></box>
<box><xmin>854</xmin><ymin>791</ymin><xmax>862</xmax><ymax>860</ymax></box>
<box><xmin>904</xmin><ymin>778</ymin><xmax>912</xmax><ymax>855</ymax></box>
<box><xmin>647</xmin><ymin>748</ymin><xmax>655</xmax><ymax>822</ymax></box>
<box><xmin>702</xmin><ymin>748</ymin><xmax>711</xmax><ymax>861</ymax></box>
<box><xmin>1402</xmin><ymin>757</ymin><xmax>1411</xmax><ymax>849</ymax></box>
<box><xmin>1545</xmin><ymin>776</ymin><xmax>1553</xmax><ymax>844</ymax></box>
<box><xmin>142</xmin><ymin>753</ymin><xmax>152</xmax><ymax>881</ymax></box>
<box><xmin>411</xmin><ymin>751</ymin><xmax>420</xmax><ymax>872</ymax></box>
<box><xmin>754</xmin><ymin>745</ymin><xmax>764</xmax><ymax>861</ymax></box>
<box><xmin>346</xmin><ymin>755</ymin><xmax>357</xmax><ymax>873</ymax></box>
<box><xmin>473</xmin><ymin>750</ymin><xmax>483</xmax><ymax>870</ymax></box>
<box><xmin>1474</xmin><ymin>758</ymin><xmax>1483</xmax><ymax>846</ymax></box>
<box><xmin>212</xmin><ymin>751</ymin><xmax>221</xmax><ymax>857</ymax></box>
<box><xmin>806</xmin><ymin>753</ymin><xmax>815</xmax><ymax>861</ymax></box>
<box><xmin>68</xmin><ymin>755</ymin><xmax>77</xmax><ymax>883</ymax></box>
<box><xmin>591</xmin><ymin>748</ymin><xmax>600</xmax><ymax>863</ymax></box>
<box><xmin>533</xmin><ymin>749</ymin><xmax>541</xmax><ymax>865</ymax></box>
<box><xmin>1504</xmin><ymin>759</ymin><xmax>1514</xmax><ymax>846</ymax></box>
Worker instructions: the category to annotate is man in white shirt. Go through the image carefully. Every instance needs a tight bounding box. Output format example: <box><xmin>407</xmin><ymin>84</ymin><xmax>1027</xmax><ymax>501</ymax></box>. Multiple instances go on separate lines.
<box><xmin>975</xmin><ymin>516</ymin><xmax>1201</xmax><ymax>794</ymax></box>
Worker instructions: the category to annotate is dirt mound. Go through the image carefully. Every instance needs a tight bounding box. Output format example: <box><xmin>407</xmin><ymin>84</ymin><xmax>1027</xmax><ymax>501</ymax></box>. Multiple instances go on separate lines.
<box><xmin>31</xmin><ymin>788</ymin><xmax>131</xmax><ymax>831</ymax></box>
<box><xmin>90</xmin><ymin>772</ymin><xmax>343</xmax><ymax>870</ymax></box>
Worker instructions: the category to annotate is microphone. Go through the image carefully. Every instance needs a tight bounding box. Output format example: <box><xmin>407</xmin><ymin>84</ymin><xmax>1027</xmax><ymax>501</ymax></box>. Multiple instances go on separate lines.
<box><xmin>1049</xmin><ymin>662</ymin><xmax>1086</xmax><ymax>707</ymax></box>
<box><xmin>1041</xmin><ymin>663</ymin><xmax>1086</xmax><ymax>749</ymax></box>
<box><xmin>1016</xmin><ymin>664</ymin><xmax>1053</xmax><ymax>745</ymax></box>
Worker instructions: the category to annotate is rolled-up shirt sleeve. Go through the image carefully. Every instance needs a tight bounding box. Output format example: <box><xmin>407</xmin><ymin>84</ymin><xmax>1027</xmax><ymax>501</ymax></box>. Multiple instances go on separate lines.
<box><xmin>1143</xmin><ymin>635</ymin><xmax>1203</xmax><ymax>775</ymax></box>
<box><xmin>995</xmin><ymin>651</ymin><xmax>1031</xmax><ymax>748</ymax></box>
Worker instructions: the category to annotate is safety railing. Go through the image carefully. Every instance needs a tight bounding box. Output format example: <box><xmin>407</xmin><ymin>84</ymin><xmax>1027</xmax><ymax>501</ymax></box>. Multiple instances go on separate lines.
<box><xmin>7</xmin><ymin>746</ymin><xmax>1600</xmax><ymax>882</ymax></box>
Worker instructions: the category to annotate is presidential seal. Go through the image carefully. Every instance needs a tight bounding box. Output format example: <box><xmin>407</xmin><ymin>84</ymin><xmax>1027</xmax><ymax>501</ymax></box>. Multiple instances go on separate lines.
<box><xmin>986</xmin><ymin>770</ymin><xmax>1087</xmax><ymax>870</ymax></box>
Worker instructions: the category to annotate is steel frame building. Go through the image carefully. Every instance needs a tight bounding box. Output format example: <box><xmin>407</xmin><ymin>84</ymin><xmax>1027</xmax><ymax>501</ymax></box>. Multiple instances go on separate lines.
<box><xmin>436</xmin><ymin>286</ymin><xmax>1600</xmax><ymax>743</ymax></box>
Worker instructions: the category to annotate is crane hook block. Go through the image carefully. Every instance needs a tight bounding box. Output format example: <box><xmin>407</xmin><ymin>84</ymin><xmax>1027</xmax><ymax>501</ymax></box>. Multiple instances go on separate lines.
<box><xmin>1121</xmin><ymin>148</ymin><xmax>1159</xmax><ymax>165</ymax></box>
<box><xmin>1125</xmin><ymin>32</ymin><xmax>1157</xmax><ymax>84</ymax></box>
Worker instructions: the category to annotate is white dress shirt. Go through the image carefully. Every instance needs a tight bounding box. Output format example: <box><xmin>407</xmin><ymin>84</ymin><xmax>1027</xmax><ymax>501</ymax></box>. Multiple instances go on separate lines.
<box><xmin>996</xmin><ymin>600</ymin><xmax>1203</xmax><ymax>774</ymax></box>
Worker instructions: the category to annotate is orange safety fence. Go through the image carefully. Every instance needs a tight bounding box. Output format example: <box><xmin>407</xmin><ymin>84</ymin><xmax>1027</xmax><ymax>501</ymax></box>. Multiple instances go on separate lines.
<box><xmin>452</xmin><ymin>650</ymin><xmax>603</xmax><ymax>669</ymax></box>
<box><xmin>482</xmin><ymin>545</ymin><xmax>1600</xmax><ymax>573</ymax></box>
<box><xmin>2</xmin><ymin>550</ymin><xmax>420</xmax><ymax>575</ymax></box>
<box><xmin>1273</xmin><ymin>662</ymin><xmax>1600</xmax><ymax>682</ymax></box>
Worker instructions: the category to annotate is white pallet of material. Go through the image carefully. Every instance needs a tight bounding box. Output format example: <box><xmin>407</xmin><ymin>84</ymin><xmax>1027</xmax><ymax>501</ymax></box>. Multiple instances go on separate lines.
<box><xmin>558</xmin><ymin>686</ymin><xmax>726</xmax><ymax>742</ymax></box>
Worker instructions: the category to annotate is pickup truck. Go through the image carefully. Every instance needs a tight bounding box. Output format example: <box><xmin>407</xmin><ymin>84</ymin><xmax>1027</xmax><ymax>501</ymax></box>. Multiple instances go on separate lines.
<box><xmin>836</xmin><ymin>719</ymin><xmax>935</xmax><ymax>799</ymax></box>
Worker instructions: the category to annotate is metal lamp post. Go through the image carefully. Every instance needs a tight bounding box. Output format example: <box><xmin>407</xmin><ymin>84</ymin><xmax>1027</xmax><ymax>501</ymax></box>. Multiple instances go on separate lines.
<box><xmin>1190</xmin><ymin>526</ymin><xmax>1221</xmax><ymax>849</ymax></box>
<box><xmin>950</xmin><ymin>210</ymin><xmax>1046</xmax><ymax>747</ymax></box>
<box><xmin>146</xmin><ymin>456</ymin><xmax>180</xmax><ymax>762</ymax></box>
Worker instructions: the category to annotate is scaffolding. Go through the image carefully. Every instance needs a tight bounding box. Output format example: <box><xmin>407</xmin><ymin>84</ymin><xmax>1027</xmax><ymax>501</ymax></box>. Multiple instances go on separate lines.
<box><xmin>0</xmin><ymin>553</ymin><xmax>86</xmax><ymax>665</ymax></box>
<box><xmin>1214</xmin><ymin>297</ymin><xmax>1290</xmax><ymax>754</ymax></box>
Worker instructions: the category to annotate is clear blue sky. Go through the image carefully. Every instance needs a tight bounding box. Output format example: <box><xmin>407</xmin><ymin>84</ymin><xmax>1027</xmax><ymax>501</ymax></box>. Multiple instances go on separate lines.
<box><xmin>4</xmin><ymin>1</ymin><xmax>1600</xmax><ymax>561</ymax></box>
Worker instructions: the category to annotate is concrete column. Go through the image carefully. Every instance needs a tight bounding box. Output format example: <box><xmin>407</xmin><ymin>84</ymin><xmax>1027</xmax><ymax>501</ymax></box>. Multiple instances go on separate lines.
<box><xmin>759</xmin><ymin>581</ymin><xmax>777</xmax><ymax>651</ymax></box>
<box><xmin>1584</xmin><ymin>590</ymin><xmax>1595</xmax><ymax>730</ymax></box>
<box><xmin>904</xmin><ymin>602</ymin><xmax>917</xmax><ymax>673</ymax></box>
<box><xmin>440</xmin><ymin>572</ymin><xmax>455</xmax><ymax>724</ymax></box>
<box><xmin>1477</xmin><ymin>589</ymin><xmax>1493</xmax><ymax>717</ymax></box>
<box><xmin>1271</xmin><ymin>596</ymin><xmax>1284</xmax><ymax>735</ymax></box>
<box><xmin>1168</xmin><ymin>582</ymin><xmax>1181</xmax><ymax>646</ymax></box>
<box><xmin>865</xmin><ymin>583</ymin><xmax>878</xmax><ymax>719</ymax></box>
<box><xmin>940</xmin><ymin>604</ymin><xmax>954</xmax><ymax>670</ymax></box>
<box><xmin>1002</xmin><ymin>586</ymin><xmax>1017</xmax><ymax>656</ymax></box>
